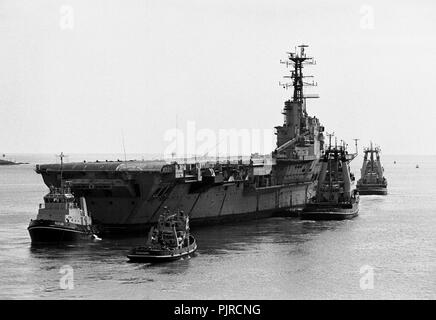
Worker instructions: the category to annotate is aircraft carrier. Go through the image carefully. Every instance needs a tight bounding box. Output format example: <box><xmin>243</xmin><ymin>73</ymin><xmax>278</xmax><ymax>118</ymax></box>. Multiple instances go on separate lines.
<box><xmin>35</xmin><ymin>45</ymin><xmax>326</xmax><ymax>234</ymax></box>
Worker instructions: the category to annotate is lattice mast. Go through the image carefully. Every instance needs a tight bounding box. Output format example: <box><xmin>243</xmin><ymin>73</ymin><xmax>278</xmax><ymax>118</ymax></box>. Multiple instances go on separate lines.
<box><xmin>280</xmin><ymin>44</ymin><xmax>318</xmax><ymax>106</ymax></box>
<box><xmin>275</xmin><ymin>45</ymin><xmax>319</xmax><ymax>154</ymax></box>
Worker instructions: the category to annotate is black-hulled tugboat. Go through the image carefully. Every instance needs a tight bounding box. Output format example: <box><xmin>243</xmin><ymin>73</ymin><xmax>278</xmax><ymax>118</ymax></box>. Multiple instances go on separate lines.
<box><xmin>301</xmin><ymin>138</ymin><xmax>359</xmax><ymax>220</ymax></box>
<box><xmin>356</xmin><ymin>143</ymin><xmax>387</xmax><ymax>195</ymax></box>
<box><xmin>28</xmin><ymin>153</ymin><xmax>98</xmax><ymax>243</ymax></box>
<box><xmin>127</xmin><ymin>208</ymin><xmax>197</xmax><ymax>263</ymax></box>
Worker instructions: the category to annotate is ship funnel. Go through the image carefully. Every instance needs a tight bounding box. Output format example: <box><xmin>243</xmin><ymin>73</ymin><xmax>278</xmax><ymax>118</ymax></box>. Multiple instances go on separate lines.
<box><xmin>342</xmin><ymin>161</ymin><xmax>352</xmax><ymax>199</ymax></box>
<box><xmin>361</xmin><ymin>158</ymin><xmax>368</xmax><ymax>178</ymax></box>
<box><xmin>80</xmin><ymin>197</ymin><xmax>88</xmax><ymax>216</ymax></box>
<box><xmin>317</xmin><ymin>161</ymin><xmax>328</xmax><ymax>201</ymax></box>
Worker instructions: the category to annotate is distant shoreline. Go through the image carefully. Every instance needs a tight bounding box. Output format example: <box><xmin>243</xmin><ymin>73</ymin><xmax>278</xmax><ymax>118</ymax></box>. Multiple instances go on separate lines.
<box><xmin>0</xmin><ymin>159</ymin><xmax>28</xmax><ymax>166</ymax></box>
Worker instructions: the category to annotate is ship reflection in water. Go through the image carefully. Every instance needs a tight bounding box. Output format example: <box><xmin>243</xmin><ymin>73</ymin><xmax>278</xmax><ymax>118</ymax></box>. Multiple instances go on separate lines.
<box><xmin>29</xmin><ymin>217</ymin><xmax>336</xmax><ymax>263</ymax></box>
<box><xmin>25</xmin><ymin>217</ymin><xmax>359</xmax><ymax>298</ymax></box>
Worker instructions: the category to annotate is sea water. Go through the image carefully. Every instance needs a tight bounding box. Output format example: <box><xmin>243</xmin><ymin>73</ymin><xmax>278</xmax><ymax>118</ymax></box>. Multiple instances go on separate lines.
<box><xmin>0</xmin><ymin>154</ymin><xmax>435</xmax><ymax>299</ymax></box>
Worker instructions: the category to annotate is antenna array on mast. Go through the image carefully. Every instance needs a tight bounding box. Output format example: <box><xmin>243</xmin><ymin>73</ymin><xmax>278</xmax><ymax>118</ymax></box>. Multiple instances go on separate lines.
<box><xmin>279</xmin><ymin>44</ymin><xmax>319</xmax><ymax>102</ymax></box>
<box><xmin>56</xmin><ymin>152</ymin><xmax>68</xmax><ymax>187</ymax></box>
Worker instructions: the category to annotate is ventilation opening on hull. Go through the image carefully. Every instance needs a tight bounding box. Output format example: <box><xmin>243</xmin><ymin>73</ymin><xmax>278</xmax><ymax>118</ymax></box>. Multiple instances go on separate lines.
<box><xmin>152</xmin><ymin>185</ymin><xmax>172</xmax><ymax>199</ymax></box>
<box><xmin>134</xmin><ymin>184</ymin><xmax>141</xmax><ymax>197</ymax></box>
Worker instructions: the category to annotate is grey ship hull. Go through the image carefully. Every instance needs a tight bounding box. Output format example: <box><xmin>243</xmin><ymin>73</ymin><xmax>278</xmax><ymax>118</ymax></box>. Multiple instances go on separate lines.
<box><xmin>300</xmin><ymin>201</ymin><xmax>359</xmax><ymax>220</ymax></box>
<box><xmin>28</xmin><ymin>219</ymin><xmax>95</xmax><ymax>243</ymax></box>
<box><xmin>356</xmin><ymin>183</ymin><xmax>387</xmax><ymax>195</ymax></box>
<box><xmin>36</xmin><ymin>160</ymin><xmax>319</xmax><ymax>235</ymax></box>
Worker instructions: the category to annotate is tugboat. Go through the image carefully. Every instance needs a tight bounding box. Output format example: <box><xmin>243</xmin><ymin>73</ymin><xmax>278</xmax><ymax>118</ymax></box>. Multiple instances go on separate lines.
<box><xmin>356</xmin><ymin>143</ymin><xmax>388</xmax><ymax>195</ymax></box>
<box><xmin>28</xmin><ymin>153</ymin><xmax>98</xmax><ymax>243</ymax></box>
<box><xmin>301</xmin><ymin>137</ymin><xmax>359</xmax><ymax>220</ymax></box>
<box><xmin>127</xmin><ymin>208</ymin><xmax>197</xmax><ymax>263</ymax></box>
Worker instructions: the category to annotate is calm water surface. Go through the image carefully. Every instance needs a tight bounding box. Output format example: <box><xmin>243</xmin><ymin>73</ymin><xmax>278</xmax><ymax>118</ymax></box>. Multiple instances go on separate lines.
<box><xmin>0</xmin><ymin>154</ymin><xmax>435</xmax><ymax>299</ymax></box>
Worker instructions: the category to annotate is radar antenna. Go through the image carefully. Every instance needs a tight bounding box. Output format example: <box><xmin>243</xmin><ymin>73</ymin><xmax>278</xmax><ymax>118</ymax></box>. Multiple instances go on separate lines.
<box><xmin>279</xmin><ymin>44</ymin><xmax>319</xmax><ymax>103</ymax></box>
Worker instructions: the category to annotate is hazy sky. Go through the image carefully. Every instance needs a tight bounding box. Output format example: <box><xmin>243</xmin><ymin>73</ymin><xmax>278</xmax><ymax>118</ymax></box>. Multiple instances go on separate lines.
<box><xmin>1</xmin><ymin>0</ymin><xmax>435</xmax><ymax>156</ymax></box>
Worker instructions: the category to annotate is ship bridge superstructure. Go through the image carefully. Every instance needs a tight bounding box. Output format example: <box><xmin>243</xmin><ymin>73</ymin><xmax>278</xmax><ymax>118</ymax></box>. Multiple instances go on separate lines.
<box><xmin>360</xmin><ymin>143</ymin><xmax>385</xmax><ymax>183</ymax></box>
<box><xmin>315</xmin><ymin>142</ymin><xmax>357</xmax><ymax>204</ymax></box>
<box><xmin>357</xmin><ymin>143</ymin><xmax>387</xmax><ymax>195</ymax></box>
<box><xmin>274</xmin><ymin>45</ymin><xmax>324</xmax><ymax>162</ymax></box>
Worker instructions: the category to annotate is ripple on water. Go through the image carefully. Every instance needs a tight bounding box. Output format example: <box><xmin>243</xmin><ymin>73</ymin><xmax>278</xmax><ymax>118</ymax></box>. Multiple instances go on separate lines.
<box><xmin>1</xmin><ymin>155</ymin><xmax>436</xmax><ymax>299</ymax></box>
